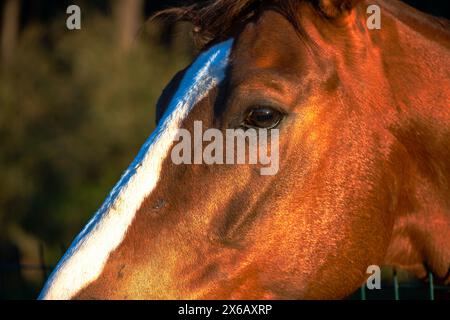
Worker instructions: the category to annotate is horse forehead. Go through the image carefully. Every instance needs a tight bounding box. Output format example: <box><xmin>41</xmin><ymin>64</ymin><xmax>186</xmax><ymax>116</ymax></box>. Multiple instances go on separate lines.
<box><xmin>232</xmin><ymin>10</ymin><xmax>311</xmax><ymax>79</ymax></box>
<box><xmin>38</xmin><ymin>39</ymin><xmax>234</xmax><ymax>300</ymax></box>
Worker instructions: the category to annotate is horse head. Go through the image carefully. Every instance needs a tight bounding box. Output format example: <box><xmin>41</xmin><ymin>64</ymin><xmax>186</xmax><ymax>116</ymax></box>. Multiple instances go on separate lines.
<box><xmin>40</xmin><ymin>0</ymin><xmax>450</xmax><ymax>299</ymax></box>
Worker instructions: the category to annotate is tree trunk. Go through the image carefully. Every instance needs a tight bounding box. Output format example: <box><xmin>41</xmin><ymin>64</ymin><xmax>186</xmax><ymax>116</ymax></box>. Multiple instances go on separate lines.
<box><xmin>1</xmin><ymin>0</ymin><xmax>21</xmax><ymax>68</ymax></box>
<box><xmin>113</xmin><ymin>0</ymin><xmax>144</xmax><ymax>52</ymax></box>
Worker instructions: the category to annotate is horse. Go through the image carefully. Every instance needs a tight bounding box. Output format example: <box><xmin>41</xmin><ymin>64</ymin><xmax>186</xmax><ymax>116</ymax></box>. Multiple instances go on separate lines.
<box><xmin>39</xmin><ymin>0</ymin><xmax>450</xmax><ymax>299</ymax></box>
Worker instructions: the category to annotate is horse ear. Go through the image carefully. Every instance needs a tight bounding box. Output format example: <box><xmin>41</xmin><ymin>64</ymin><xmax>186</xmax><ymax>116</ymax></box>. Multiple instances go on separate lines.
<box><xmin>317</xmin><ymin>0</ymin><xmax>363</xmax><ymax>18</ymax></box>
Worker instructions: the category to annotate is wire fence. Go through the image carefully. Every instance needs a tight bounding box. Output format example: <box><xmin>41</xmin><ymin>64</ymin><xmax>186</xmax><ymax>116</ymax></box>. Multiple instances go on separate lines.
<box><xmin>1</xmin><ymin>243</ymin><xmax>449</xmax><ymax>300</ymax></box>
<box><xmin>354</xmin><ymin>269</ymin><xmax>450</xmax><ymax>300</ymax></box>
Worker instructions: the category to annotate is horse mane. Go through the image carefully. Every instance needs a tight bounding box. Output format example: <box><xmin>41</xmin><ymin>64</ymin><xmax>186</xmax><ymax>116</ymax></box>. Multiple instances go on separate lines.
<box><xmin>154</xmin><ymin>0</ymin><xmax>450</xmax><ymax>50</ymax></box>
<box><xmin>152</xmin><ymin>0</ymin><xmax>305</xmax><ymax>48</ymax></box>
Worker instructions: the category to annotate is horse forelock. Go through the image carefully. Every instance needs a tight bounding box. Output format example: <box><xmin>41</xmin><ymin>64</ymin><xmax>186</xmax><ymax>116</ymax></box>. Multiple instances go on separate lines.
<box><xmin>38</xmin><ymin>39</ymin><xmax>234</xmax><ymax>300</ymax></box>
<box><xmin>153</xmin><ymin>0</ymin><xmax>309</xmax><ymax>49</ymax></box>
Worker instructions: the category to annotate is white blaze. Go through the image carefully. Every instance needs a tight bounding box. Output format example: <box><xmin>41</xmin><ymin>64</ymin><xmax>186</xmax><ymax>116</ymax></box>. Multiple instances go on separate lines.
<box><xmin>39</xmin><ymin>39</ymin><xmax>233</xmax><ymax>300</ymax></box>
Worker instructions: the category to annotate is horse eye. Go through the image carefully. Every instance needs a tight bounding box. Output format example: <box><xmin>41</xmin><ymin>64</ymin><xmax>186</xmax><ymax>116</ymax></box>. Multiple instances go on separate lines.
<box><xmin>243</xmin><ymin>107</ymin><xmax>283</xmax><ymax>129</ymax></box>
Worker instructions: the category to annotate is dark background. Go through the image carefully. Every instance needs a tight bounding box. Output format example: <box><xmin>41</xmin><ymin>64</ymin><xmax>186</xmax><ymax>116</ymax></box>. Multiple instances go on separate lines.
<box><xmin>0</xmin><ymin>0</ymin><xmax>448</xmax><ymax>299</ymax></box>
<box><xmin>15</xmin><ymin>0</ymin><xmax>450</xmax><ymax>26</ymax></box>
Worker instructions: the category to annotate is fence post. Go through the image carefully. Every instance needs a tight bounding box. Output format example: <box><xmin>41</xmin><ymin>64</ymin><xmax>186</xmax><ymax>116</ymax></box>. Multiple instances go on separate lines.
<box><xmin>429</xmin><ymin>271</ymin><xmax>435</xmax><ymax>301</ymax></box>
<box><xmin>360</xmin><ymin>285</ymin><xmax>366</xmax><ymax>300</ymax></box>
<box><xmin>393</xmin><ymin>268</ymin><xmax>400</xmax><ymax>300</ymax></box>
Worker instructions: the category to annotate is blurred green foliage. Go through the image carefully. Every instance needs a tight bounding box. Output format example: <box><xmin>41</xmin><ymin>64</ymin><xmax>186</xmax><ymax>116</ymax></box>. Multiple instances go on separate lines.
<box><xmin>0</xmin><ymin>9</ymin><xmax>192</xmax><ymax>272</ymax></box>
